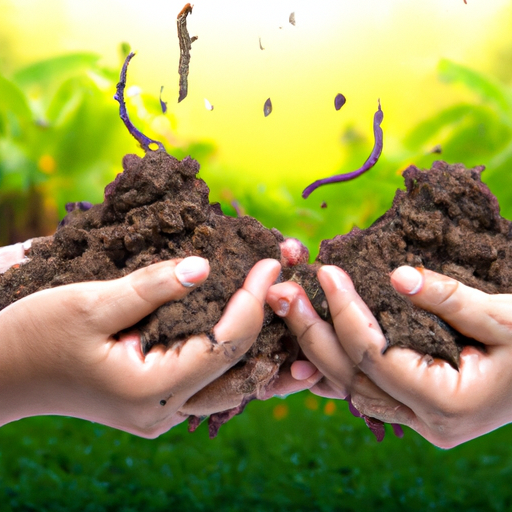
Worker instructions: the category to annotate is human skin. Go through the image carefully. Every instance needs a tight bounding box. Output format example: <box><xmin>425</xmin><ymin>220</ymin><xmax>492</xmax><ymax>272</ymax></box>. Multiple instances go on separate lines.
<box><xmin>267</xmin><ymin>265</ymin><xmax>512</xmax><ymax>448</ymax></box>
<box><xmin>0</xmin><ymin>245</ymin><xmax>283</xmax><ymax>438</ymax></box>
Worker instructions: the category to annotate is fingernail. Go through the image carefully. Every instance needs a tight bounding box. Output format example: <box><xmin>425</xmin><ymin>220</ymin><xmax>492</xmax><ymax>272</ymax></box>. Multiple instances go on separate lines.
<box><xmin>275</xmin><ymin>299</ymin><xmax>290</xmax><ymax>317</ymax></box>
<box><xmin>175</xmin><ymin>257</ymin><xmax>208</xmax><ymax>287</ymax></box>
<box><xmin>22</xmin><ymin>239</ymin><xmax>33</xmax><ymax>254</ymax></box>
<box><xmin>318</xmin><ymin>266</ymin><xmax>349</xmax><ymax>291</ymax></box>
<box><xmin>390</xmin><ymin>266</ymin><xmax>423</xmax><ymax>295</ymax></box>
<box><xmin>291</xmin><ymin>360</ymin><xmax>318</xmax><ymax>381</ymax></box>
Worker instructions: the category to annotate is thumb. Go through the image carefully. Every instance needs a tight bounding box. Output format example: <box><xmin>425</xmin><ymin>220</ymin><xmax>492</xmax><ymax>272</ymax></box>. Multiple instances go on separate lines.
<box><xmin>390</xmin><ymin>266</ymin><xmax>511</xmax><ymax>345</ymax></box>
<box><xmin>84</xmin><ymin>257</ymin><xmax>209</xmax><ymax>335</ymax></box>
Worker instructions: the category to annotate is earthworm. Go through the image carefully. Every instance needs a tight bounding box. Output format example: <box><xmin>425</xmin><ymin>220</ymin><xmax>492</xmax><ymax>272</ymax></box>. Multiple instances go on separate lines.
<box><xmin>114</xmin><ymin>52</ymin><xmax>165</xmax><ymax>152</ymax></box>
<box><xmin>302</xmin><ymin>100</ymin><xmax>383</xmax><ymax>199</ymax></box>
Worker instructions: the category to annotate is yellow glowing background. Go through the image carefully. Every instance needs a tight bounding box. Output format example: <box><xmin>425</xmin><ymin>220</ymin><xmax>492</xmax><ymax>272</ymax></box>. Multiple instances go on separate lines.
<box><xmin>2</xmin><ymin>0</ymin><xmax>511</xmax><ymax>186</ymax></box>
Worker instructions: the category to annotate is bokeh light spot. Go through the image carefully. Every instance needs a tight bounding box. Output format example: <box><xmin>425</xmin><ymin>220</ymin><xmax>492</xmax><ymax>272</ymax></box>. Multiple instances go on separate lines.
<box><xmin>38</xmin><ymin>154</ymin><xmax>56</xmax><ymax>174</ymax></box>
<box><xmin>324</xmin><ymin>400</ymin><xmax>336</xmax><ymax>416</ymax></box>
<box><xmin>273</xmin><ymin>403</ymin><xmax>289</xmax><ymax>420</ymax></box>
<box><xmin>305</xmin><ymin>396</ymin><xmax>319</xmax><ymax>410</ymax></box>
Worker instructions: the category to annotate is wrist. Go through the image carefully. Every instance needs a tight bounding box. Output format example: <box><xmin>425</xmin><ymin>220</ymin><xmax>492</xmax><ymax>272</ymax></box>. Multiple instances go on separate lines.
<box><xmin>0</xmin><ymin>299</ymin><xmax>68</xmax><ymax>425</ymax></box>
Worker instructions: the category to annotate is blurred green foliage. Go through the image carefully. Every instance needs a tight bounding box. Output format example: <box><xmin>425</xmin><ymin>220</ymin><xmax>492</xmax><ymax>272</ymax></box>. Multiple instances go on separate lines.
<box><xmin>2</xmin><ymin>51</ymin><xmax>512</xmax><ymax>510</ymax></box>
<box><xmin>404</xmin><ymin>58</ymin><xmax>512</xmax><ymax>219</ymax></box>
<box><xmin>0</xmin><ymin>51</ymin><xmax>214</xmax><ymax>244</ymax></box>
<box><xmin>213</xmin><ymin>58</ymin><xmax>512</xmax><ymax>256</ymax></box>
<box><xmin>3</xmin><ymin>52</ymin><xmax>510</xmax><ymax>254</ymax></box>
<box><xmin>2</xmin><ymin>396</ymin><xmax>512</xmax><ymax>512</ymax></box>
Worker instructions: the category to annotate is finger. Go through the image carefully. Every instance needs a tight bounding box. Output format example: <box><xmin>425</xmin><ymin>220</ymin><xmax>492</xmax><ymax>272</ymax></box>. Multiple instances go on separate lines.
<box><xmin>317</xmin><ymin>265</ymin><xmax>462</xmax><ymax>402</ymax></box>
<box><xmin>101</xmin><ymin>259</ymin><xmax>281</xmax><ymax>416</ymax></box>
<box><xmin>141</xmin><ymin>259</ymin><xmax>282</xmax><ymax>403</ymax></box>
<box><xmin>0</xmin><ymin>240</ymin><xmax>31</xmax><ymax>273</ymax></box>
<box><xmin>291</xmin><ymin>360</ymin><xmax>318</xmax><ymax>381</ymax></box>
<box><xmin>267</xmin><ymin>280</ymin><xmax>356</xmax><ymax>397</ymax></box>
<box><xmin>259</xmin><ymin>365</ymin><xmax>323</xmax><ymax>400</ymax></box>
<box><xmin>310</xmin><ymin>377</ymin><xmax>348</xmax><ymax>399</ymax></box>
<box><xmin>315</xmin><ymin>265</ymin><xmax>512</xmax><ymax>442</ymax></box>
<box><xmin>82</xmin><ymin>257</ymin><xmax>210</xmax><ymax>335</ymax></box>
<box><xmin>391</xmin><ymin>266</ymin><xmax>512</xmax><ymax>345</ymax></box>
<box><xmin>316</xmin><ymin>266</ymin><xmax>387</xmax><ymax>369</ymax></box>
<box><xmin>349</xmin><ymin>372</ymin><xmax>417</xmax><ymax>427</ymax></box>
<box><xmin>213</xmin><ymin>258</ymin><xmax>282</xmax><ymax>353</ymax></box>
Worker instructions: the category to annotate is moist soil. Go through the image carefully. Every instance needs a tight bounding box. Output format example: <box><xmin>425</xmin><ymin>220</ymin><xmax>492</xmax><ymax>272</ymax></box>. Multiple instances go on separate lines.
<box><xmin>2</xmin><ymin>152</ymin><xmax>512</xmax><ymax>432</ymax></box>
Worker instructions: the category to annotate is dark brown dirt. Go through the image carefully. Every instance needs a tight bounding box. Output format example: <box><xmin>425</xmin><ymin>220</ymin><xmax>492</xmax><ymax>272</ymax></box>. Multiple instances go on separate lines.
<box><xmin>0</xmin><ymin>151</ymin><xmax>295</xmax><ymax>415</ymax></box>
<box><xmin>2</xmin><ymin>152</ymin><xmax>512</xmax><ymax>433</ymax></box>
<box><xmin>317</xmin><ymin>160</ymin><xmax>512</xmax><ymax>368</ymax></box>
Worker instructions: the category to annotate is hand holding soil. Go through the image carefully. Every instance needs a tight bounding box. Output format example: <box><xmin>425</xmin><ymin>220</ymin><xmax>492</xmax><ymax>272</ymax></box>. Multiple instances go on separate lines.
<box><xmin>0</xmin><ymin>252</ymin><xmax>282</xmax><ymax>437</ymax></box>
<box><xmin>3</xmin><ymin>50</ymin><xmax>512</xmax><ymax>440</ymax></box>
<box><xmin>268</xmin><ymin>266</ymin><xmax>512</xmax><ymax>448</ymax></box>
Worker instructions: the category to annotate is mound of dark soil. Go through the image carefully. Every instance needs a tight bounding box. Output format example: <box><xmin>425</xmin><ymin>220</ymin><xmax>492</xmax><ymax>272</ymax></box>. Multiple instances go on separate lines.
<box><xmin>1</xmin><ymin>152</ymin><xmax>511</xmax><ymax>434</ymax></box>
<box><xmin>0</xmin><ymin>152</ymin><xmax>295</xmax><ymax>427</ymax></box>
<box><xmin>315</xmin><ymin>160</ymin><xmax>512</xmax><ymax>368</ymax></box>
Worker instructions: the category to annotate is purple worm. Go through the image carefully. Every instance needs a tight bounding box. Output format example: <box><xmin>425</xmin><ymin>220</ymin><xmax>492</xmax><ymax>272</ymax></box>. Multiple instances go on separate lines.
<box><xmin>114</xmin><ymin>52</ymin><xmax>165</xmax><ymax>152</ymax></box>
<box><xmin>302</xmin><ymin>100</ymin><xmax>383</xmax><ymax>199</ymax></box>
<box><xmin>346</xmin><ymin>395</ymin><xmax>404</xmax><ymax>442</ymax></box>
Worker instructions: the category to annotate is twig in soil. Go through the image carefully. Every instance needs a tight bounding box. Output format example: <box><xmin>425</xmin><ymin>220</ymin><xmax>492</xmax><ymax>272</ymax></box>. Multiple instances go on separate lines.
<box><xmin>302</xmin><ymin>100</ymin><xmax>384</xmax><ymax>198</ymax></box>
<box><xmin>177</xmin><ymin>3</ymin><xmax>194</xmax><ymax>103</ymax></box>
<box><xmin>114</xmin><ymin>52</ymin><xmax>165</xmax><ymax>152</ymax></box>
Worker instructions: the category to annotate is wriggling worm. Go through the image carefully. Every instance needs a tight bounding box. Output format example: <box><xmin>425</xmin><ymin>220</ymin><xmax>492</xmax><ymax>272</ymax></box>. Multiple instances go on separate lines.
<box><xmin>302</xmin><ymin>100</ymin><xmax>383</xmax><ymax>199</ymax></box>
<box><xmin>114</xmin><ymin>52</ymin><xmax>165</xmax><ymax>152</ymax></box>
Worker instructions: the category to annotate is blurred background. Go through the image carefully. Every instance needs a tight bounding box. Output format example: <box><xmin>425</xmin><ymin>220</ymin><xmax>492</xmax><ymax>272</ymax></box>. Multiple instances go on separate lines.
<box><xmin>2</xmin><ymin>1</ymin><xmax>512</xmax><ymax>510</ymax></box>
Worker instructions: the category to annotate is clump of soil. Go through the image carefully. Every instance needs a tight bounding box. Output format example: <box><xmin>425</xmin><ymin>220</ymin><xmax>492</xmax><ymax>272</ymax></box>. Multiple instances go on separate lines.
<box><xmin>271</xmin><ymin>160</ymin><xmax>512</xmax><ymax>369</ymax></box>
<box><xmin>1</xmin><ymin>152</ymin><xmax>511</xmax><ymax>435</ymax></box>
<box><xmin>0</xmin><ymin>151</ymin><xmax>296</xmax><ymax>429</ymax></box>
<box><xmin>317</xmin><ymin>160</ymin><xmax>512</xmax><ymax>368</ymax></box>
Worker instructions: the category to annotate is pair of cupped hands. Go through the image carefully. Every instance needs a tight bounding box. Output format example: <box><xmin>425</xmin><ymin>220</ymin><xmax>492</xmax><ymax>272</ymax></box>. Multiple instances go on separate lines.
<box><xmin>1</xmin><ymin>241</ymin><xmax>512</xmax><ymax>448</ymax></box>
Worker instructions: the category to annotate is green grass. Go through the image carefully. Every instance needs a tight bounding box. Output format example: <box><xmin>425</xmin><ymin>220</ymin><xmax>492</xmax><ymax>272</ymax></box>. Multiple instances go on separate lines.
<box><xmin>1</xmin><ymin>394</ymin><xmax>512</xmax><ymax>511</ymax></box>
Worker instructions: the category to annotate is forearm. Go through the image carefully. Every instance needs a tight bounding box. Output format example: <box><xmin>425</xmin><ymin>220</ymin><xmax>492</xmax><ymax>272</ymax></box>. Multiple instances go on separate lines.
<box><xmin>0</xmin><ymin>302</ymin><xmax>50</xmax><ymax>425</ymax></box>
